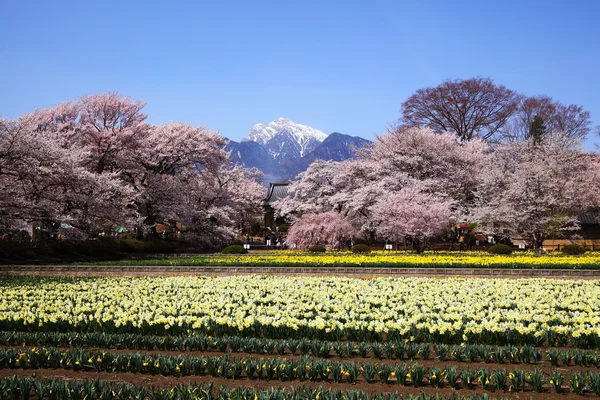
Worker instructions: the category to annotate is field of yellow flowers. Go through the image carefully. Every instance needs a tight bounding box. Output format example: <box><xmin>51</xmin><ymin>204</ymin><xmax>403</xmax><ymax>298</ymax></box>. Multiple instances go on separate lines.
<box><xmin>1</xmin><ymin>275</ymin><xmax>599</xmax><ymax>347</ymax></box>
<box><xmin>91</xmin><ymin>250</ymin><xmax>600</xmax><ymax>269</ymax></box>
<box><xmin>3</xmin><ymin>274</ymin><xmax>600</xmax><ymax>397</ymax></box>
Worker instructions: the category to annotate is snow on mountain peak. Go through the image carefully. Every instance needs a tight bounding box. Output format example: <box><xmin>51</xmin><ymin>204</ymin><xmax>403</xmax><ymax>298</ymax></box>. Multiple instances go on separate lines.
<box><xmin>244</xmin><ymin>118</ymin><xmax>328</xmax><ymax>155</ymax></box>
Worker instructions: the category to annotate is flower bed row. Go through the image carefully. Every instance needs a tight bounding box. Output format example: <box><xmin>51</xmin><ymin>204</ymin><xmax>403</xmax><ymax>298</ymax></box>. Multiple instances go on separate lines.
<box><xmin>2</xmin><ymin>347</ymin><xmax>600</xmax><ymax>394</ymax></box>
<box><xmin>83</xmin><ymin>251</ymin><xmax>600</xmax><ymax>269</ymax></box>
<box><xmin>2</xmin><ymin>276</ymin><xmax>599</xmax><ymax>348</ymax></box>
<box><xmin>0</xmin><ymin>375</ymin><xmax>526</xmax><ymax>400</ymax></box>
<box><xmin>4</xmin><ymin>331</ymin><xmax>600</xmax><ymax>367</ymax></box>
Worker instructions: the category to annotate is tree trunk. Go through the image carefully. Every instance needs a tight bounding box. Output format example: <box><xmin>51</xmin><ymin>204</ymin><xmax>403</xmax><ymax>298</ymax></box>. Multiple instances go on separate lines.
<box><xmin>135</xmin><ymin>227</ymin><xmax>144</xmax><ymax>240</ymax></box>
<box><xmin>532</xmin><ymin>232</ymin><xmax>544</xmax><ymax>254</ymax></box>
<box><xmin>412</xmin><ymin>238</ymin><xmax>426</xmax><ymax>253</ymax></box>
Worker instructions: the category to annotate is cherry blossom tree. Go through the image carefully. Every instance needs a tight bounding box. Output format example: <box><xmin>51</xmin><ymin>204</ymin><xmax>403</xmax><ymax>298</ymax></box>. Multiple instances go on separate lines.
<box><xmin>364</xmin><ymin>126</ymin><xmax>487</xmax><ymax>216</ymax></box>
<box><xmin>162</xmin><ymin>164</ymin><xmax>264</xmax><ymax>245</ymax></box>
<box><xmin>75</xmin><ymin>92</ymin><xmax>149</xmax><ymax>174</ymax></box>
<box><xmin>286</xmin><ymin>211</ymin><xmax>357</xmax><ymax>250</ymax></box>
<box><xmin>125</xmin><ymin>122</ymin><xmax>227</xmax><ymax>234</ymax></box>
<box><xmin>370</xmin><ymin>186</ymin><xmax>454</xmax><ymax>252</ymax></box>
<box><xmin>274</xmin><ymin>160</ymin><xmax>345</xmax><ymax>218</ymax></box>
<box><xmin>0</xmin><ymin>113</ymin><xmax>134</xmax><ymax>237</ymax></box>
<box><xmin>277</xmin><ymin>127</ymin><xmax>487</xmax><ymax>238</ymax></box>
<box><xmin>122</xmin><ymin>122</ymin><xmax>264</xmax><ymax>241</ymax></box>
<box><xmin>475</xmin><ymin>133</ymin><xmax>600</xmax><ymax>249</ymax></box>
<box><xmin>19</xmin><ymin>92</ymin><xmax>149</xmax><ymax>234</ymax></box>
<box><xmin>1</xmin><ymin>94</ymin><xmax>265</xmax><ymax>245</ymax></box>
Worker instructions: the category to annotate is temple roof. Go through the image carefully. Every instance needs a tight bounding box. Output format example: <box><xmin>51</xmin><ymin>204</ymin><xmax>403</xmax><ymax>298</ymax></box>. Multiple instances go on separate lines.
<box><xmin>264</xmin><ymin>183</ymin><xmax>289</xmax><ymax>205</ymax></box>
<box><xmin>578</xmin><ymin>212</ymin><xmax>600</xmax><ymax>225</ymax></box>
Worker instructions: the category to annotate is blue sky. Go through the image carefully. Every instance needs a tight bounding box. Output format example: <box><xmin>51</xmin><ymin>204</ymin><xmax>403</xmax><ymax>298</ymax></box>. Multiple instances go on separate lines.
<box><xmin>1</xmin><ymin>0</ymin><xmax>599</xmax><ymax>149</ymax></box>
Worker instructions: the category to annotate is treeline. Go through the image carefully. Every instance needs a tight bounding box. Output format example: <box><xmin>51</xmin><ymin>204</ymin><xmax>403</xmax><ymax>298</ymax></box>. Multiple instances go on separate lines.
<box><xmin>0</xmin><ymin>93</ymin><xmax>264</xmax><ymax>251</ymax></box>
<box><xmin>279</xmin><ymin>78</ymin><xmax>600</xmax><ymax>251</ymax></box>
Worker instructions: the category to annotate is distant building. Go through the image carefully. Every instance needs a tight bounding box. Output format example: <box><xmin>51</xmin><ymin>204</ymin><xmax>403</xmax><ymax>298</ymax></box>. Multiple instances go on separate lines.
<box><xmin>543</xmin><ymin>212</ymin><xmax>600</xmax><ymax>251</ymax></box>
<box><xmin>263</xmin><ymin>183</ymin><xmax>289</xmax><ymax>230</ymax></box>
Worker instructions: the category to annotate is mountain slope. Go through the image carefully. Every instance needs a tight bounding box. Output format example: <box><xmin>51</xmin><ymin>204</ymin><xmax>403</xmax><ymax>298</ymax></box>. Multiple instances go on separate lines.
<box><xmin>244</xmin><ymin>117</ymin><xmax>327</xmax><ymax>161</ymax></box>
<box><xmin>305</xmin><ymin>132</ymin><xmax>370</xmax><ymax>162</ymax></box>
<box><xmin>229</xmin><ymin>119</ymin><xmax>371</xmax><ymax>184</ymax></box>
<box><xmin>226</xmin><ymin>140</ymin><xmax>276</xmax><ymax>172</ymax></box>
<box><xmin>277</xmin><ymin>132</ymin><xmax>370</xmax><ymax>179</ymax></box>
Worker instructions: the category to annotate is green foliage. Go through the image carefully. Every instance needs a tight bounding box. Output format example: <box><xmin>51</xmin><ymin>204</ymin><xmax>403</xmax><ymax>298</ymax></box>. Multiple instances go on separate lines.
<box><xmin>352</xmin><ymin>244</ymin><xmax>371</xmax><ymax>253</ymax></box>
<box><xmin>488</xmin><ymin>244</ymin><xmax>513</xmax><ymax>254</ymax></box>
<box><xmin>570</xmin><ymin>371</ymin><xmax>587</xmax><ymax>395</ymax></box>
<box><xmin>434</xmin><ymin>344</ymin><xmax>448</xmax><ymax>361</ymax></box>
<box><xmin>508</xmin><ymin>369</ymin><xmax>525</xmax><ymax>392</ymax></box>
<box><xmin>445</xmin><ymin>365</ymin><xmax>459</xmax><ymax>388</ymax></box>
<box><xmin>428</xmin><ymin>366</ymin><xmax>444</xmax><ymax>388</ymax></box>
<box><xmin>113</xmin><ymin>239</ymin><xmax>145</xmax><ymax>252</ymax></box>
<box><xmin>0</xmin><ymin>240</ymin><xmax>32</xmax><ymax>259</ymax></box>
<box><xmin>395</xmin><ymin>364</ymin><xmax>409</xmax><ymax>386</ymax></box>
<box><xmin>491</xmin><ymin>368</ymin><xmax>508</xmax><ymax>391</ymax></box>
<box><xmin>307</xmin><ymin>245</ymin><xmax>326</xmax><ymax>253</ymax></box>
<box><xmin>561</xmin><ymin>244</ymin><xmax>587</xmax><ymax>255</ymax></box>
<box><xmin>529</xmin><ymin>368</ymin><xmax>545</xmax><ymax>392</ymax></box>
<box><xmin>478</xmin><ymin>367</ymin><xmax>491</xmax><ymax>390</ymax></box>
<box><xmin>377</xmin><ymin>363</ymin><xmax>392</xmax><ymax>383</ymax></box>
<box><xmin>410</xmin><ymin>363</ymin><xmax>426</xmax><ymax>387</ymax></box>
<box><xmin>589</xmin><ymin>371</ymin><xmax>600</xmax><ymax>395</ymax></box>
<box><xmin>277</xmin><ymin>224</ymin><xmax>290</xmax><ymax>233</ymax></box>
<box><xmin>9</xmin><ymin>338</ymin><xmax>599</xmax><ymax>395</ymax></box>
<box><xmin>0</xmin><ymin>237</ymin><xmax>182</xmax><ymax>262</ymax></box>
<box><xmin>362</xmin><ymin>363</ymin><xmax>376</xmax><ymax>383</ymax></box>
<box><xmin>221</xmin><ymin>245</ymin><xmax>249</xmax><ymax>254</ymax></box>
<box><xmin>118</xmin><ymin>238</ymin><xmax>177</xmax><ymax>253</ymax></box>
<box><xmin>529</xmin><ymin>114</ymin><xmax>547</xmax><ymax>144</ymax></box>
<box><xmin>461</xmin><ymin>367</ymin><xmax>475</xmax><ymax>389</ymax></box>
<box><xmin>549</xmin><ymin>370</ymin><xmax>564</xmax><ymax>393</ymax></box>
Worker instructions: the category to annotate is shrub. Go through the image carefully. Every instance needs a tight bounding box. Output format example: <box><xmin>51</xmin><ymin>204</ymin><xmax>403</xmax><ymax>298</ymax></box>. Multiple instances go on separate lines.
<box><xmin>277</xmin><ymin>224</ymin><xmax>290</xmax><ymax>233</ymax></box>
<box><xmin>221</xmin><ymin>245</ymin><xmax>248</xmax><ymax>254</ymax></box>
<box><xmin>32</xmin><ymin>239</ymin><xmax>64</xmax><ymax>256</ymax></box>
<box><xmin>117</xmin><ymin>239</ymin><xmax>156</xmax><ymax>253</ymax></box>
<box><xmin>352</xmin><ymin>244</ymin><xmax>371</xmax><ymax>254</ymax></box>
<box><xmin>72</xmin><ymin>239</ymin><xmax>118</xmax><ymax>257</ymax></box>
<box><xmin>561</xmin><ymin>244</ymin><xmax>586</xmax><ymax>255</ymax></box>
<box><xmin>114</xmin><ymin>238</ymin><xmax>177</xmax><ymax>254</ymax></box>
<box><xmin>0</xmin><ymin>240</ymin><xmax>32</xmax><ymax>259</ymax></box>
<box><xmin>148</xmin><ymin>238</ymin><xmax>178</xmax><ymax>253</ymax></box>
<box><xmin>307</xmin><ymin>245</ymin><xmax>326</xmax><ymax>253</ymax></box>
<box><xmin>488</xmin><ymin>244</ymin><xmax>513</xmax><ymax>254</ymax></box>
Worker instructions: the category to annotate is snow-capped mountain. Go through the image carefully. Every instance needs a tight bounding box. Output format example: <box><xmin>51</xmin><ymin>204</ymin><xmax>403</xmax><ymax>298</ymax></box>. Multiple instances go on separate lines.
<box><xmin>244</xmin><ymin>117</ymin><xmax>328</xmax><ymax>160</ymax></box>
<box><xmin>227</xmin><ymin>119</ymin><xmax>370</xmax><ymax>185</ymax></box>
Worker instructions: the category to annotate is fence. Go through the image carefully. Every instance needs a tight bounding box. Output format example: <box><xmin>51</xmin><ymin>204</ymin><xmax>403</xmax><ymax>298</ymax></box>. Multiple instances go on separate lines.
<box><xmin>543</xmin><ymin>240</ymin><xmax>599</xmax><ymax>252</ymax></box>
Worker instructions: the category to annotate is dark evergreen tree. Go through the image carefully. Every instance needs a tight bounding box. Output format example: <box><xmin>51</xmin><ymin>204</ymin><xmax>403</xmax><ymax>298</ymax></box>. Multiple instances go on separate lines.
<box><xmin>529</xmin><ymin>114</ymin><xmax>546</xmax><ymax>144</ymax></box>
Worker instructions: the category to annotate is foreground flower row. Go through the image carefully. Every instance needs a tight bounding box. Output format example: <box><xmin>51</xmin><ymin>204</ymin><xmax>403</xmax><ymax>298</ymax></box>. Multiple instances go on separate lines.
<box><xmin>1</xmin><ymin>276</ymin><xmax>599</xmax><ymax>346</ymax></box>
<box><xmin>2</xmin><ymin>346</ymin><xmax>599</xmax><ymax>393</ymax></box>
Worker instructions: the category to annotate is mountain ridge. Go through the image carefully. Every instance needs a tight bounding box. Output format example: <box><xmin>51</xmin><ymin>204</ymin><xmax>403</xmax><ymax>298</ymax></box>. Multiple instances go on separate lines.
<box><xmin>244</xmin><ymin>117</ymin><xmax>327</xmax><ymax>160</ymax></box>
<box><xmin>227</xmin><ymin>118</ymin><xmax>370</xmax><ymax>184</ymax></box>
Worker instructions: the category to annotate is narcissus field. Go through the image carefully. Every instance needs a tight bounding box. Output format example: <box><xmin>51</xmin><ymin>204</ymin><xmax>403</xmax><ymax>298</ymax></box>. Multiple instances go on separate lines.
<box><xmin>88</xmin><ymin>251</ymin><xmax>600</xmax><ymax>269</ymax></box>
<box><xmin>2</xmin><ymin>275</ymin><xmax>600</xmax><ymax>399</ymax></box>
